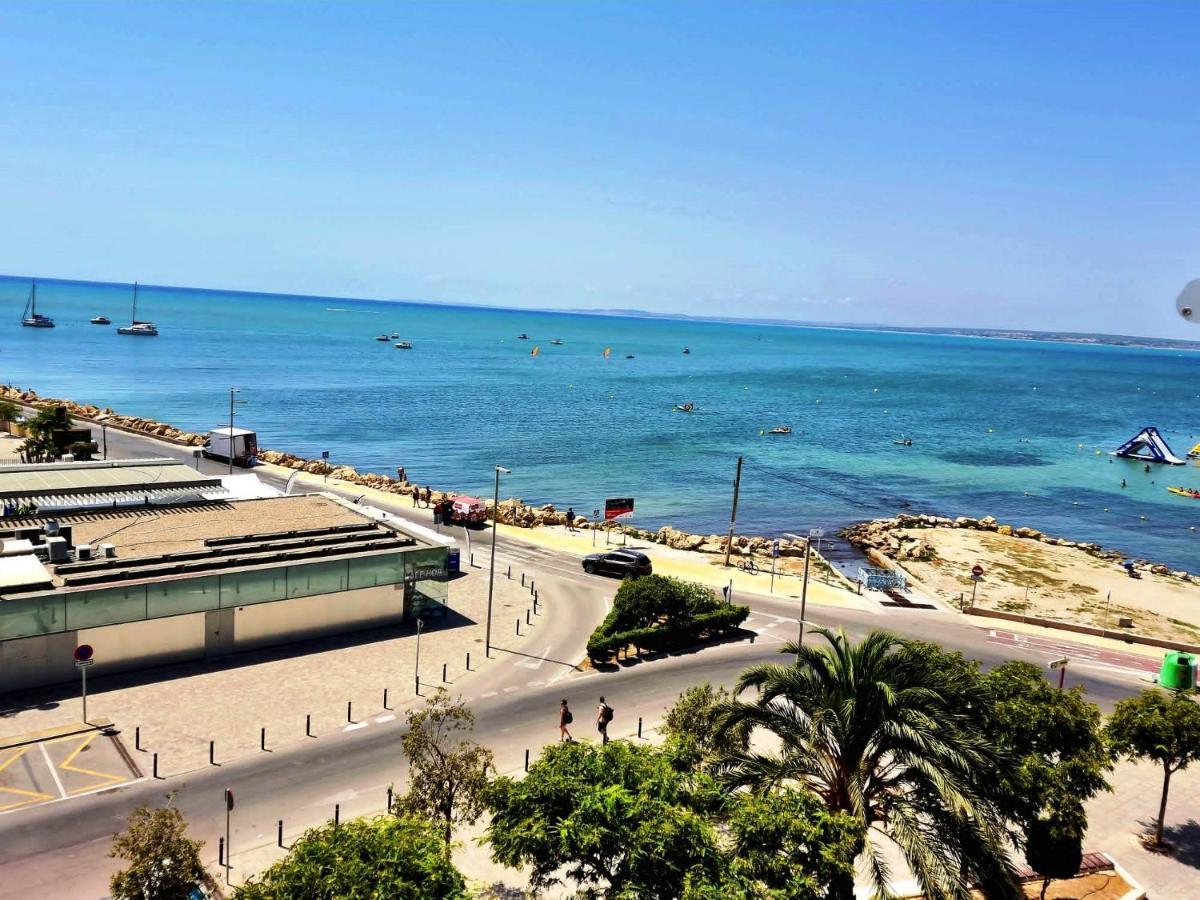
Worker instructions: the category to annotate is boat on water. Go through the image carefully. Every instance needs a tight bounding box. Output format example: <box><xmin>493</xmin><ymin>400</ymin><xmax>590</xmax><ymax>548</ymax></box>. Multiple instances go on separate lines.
<box><xmin>90</xmin><ymin>315</ymin><xmax>111</xmax><ymax>325</ymax></box>
<box><xmin>673</xmin><ymin>402</ymin><xmax>695</xmax><ymax>413</ymax></box>
<box><xmin>517</xmin><ymin>333</ymin><xmax>529</xmax><ymax>340</ymax></box>
<box><xmin>682</xmin><ymin>348</ymin><xmax>690</xmax><ymax>354</ymax></box>
<box><xmin>768</xmin><ymin>425</ymin><xmax>792</xmax><ymax>435</ymax></box>
<box><xmin>375</xmin><ymin>334</ymin><xmax>390</xmax><ymax>341</ymax></box>
<box><xmin>390</xmin><ymin>332</ymin><xmax>400</xmax><ymax>339</ymax></box>
<box><xmin>625</xmin><ymin>354</ymin><xmax>635</xmax><ymax>359</ymax></box>
<box><xmin>394</xmin><ymin>340</ymin><xmax>413</xmax><ymax>350</ymax></box>
<box><xmin>893</xmin><ymin>437</ymin><xmax>913</xmax><ymax>446</ymax></box>
<box><xmin>550</xmin><ymin>339</ymin><xmax>564</xmax><ymax>345</ymax></box>
<box><xmin>116</xmin><ymin>282</ymin><xmax>159</xmax><ymax>336</ymax></box>
<box><xmin>1189</xmin><ymin>442</ymin><xmax>1200</xmax><ymax>459</ymax></box>
<box><xmin>1168</xmin><ymin>486</ymin><xmax>1200</xmax><ymax>499</ymax></box>
<box><xmin>20</xmin><ymin>282</ymin><xmax>54</xmax><ymax>328</ymax></box>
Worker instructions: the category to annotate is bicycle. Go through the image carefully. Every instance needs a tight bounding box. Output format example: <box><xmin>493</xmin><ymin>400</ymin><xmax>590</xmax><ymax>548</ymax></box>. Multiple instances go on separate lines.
<box><xmin>736</xmin><ymin>558</ymin><xmax>760</xmax><ymax>575</ymax></box>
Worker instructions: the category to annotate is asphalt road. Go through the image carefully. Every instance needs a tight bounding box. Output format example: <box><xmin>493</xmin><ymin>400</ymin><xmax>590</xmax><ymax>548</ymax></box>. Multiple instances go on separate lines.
<box><xmin>0</xmin><ymin>424</ymin><xmax>1157</xmax><ymax>897</ymax></box>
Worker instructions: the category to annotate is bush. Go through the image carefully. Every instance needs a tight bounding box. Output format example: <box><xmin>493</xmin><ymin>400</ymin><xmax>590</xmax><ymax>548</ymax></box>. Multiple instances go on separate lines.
<box><xmin>586</xmin><ymin>596</ymin><xmax>749</xmax><ymax>662</ymax></box>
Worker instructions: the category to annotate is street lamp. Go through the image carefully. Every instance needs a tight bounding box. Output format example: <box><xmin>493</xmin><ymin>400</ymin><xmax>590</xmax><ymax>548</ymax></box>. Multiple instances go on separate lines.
<box><xmin>414</xmin><ymin>618</ymin><xmax>424</xmax><ymax>696</ymax></box>
<box><xmin>486</xmin><ymin>465</ymin><xmax>511</xmax><ymax>658</ymax></box>
<box><xmin>784</xmin><ymin>528</ymin><xmax>823</xmax><ymax>651</ymax></box>
<box><xmin>227</xmin><ymin>387</ymin><xmax>247</xmax><ymax>475</ymax></box>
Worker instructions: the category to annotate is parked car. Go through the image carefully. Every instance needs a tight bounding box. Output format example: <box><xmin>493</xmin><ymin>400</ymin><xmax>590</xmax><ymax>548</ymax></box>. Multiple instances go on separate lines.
<box><xmin>582</xmin><ymin>549</ymin><xmax>653</xmax><ymax>578</ymax></box>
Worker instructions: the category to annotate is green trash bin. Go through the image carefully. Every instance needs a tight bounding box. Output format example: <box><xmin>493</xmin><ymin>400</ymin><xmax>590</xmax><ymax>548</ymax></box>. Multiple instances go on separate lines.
<box><xmin>1158</xmin><ymin>652</ymin><xmax>1198</xmax><ymax>691</ymax></box>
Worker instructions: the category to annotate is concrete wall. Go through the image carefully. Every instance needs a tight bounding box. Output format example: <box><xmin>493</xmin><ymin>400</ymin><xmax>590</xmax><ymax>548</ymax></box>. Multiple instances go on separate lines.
<box><xmin>0</xmin><ymin>583</ymin><xmax>408</xmax><ymax>693</ymax></box>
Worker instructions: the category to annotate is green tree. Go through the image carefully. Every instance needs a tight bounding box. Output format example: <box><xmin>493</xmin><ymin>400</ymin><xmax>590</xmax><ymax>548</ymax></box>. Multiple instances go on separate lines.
<box><xmin>716</xmin><ymin>628</ymin><xmax>1020</xmax><ymax>900</ymax></box>
<box><xmin>108</xmin><ymin>799</ymin><xmax>208</xmax><ymax>900</ymax></box>
<box><xmin>1107</xmin><ymin>688</ymin><xmax>1200</xmax><ymax>847</ymax></box>
<box><xmin>1024</xmin><ymin>811</ymin><xmax>1084</xmax><ymax>900</ymax></box>
<box><xmin>393</xmin><ymin>689</ymin><xmax>493</xmax><ymax>845</ymax></box>
<box><xmin>484</xmin><ymin>740</ymin><xmax>724</xmax><ymax>898</ymax></box>
<box><xmin>0</xmin><ymin>399</ymin><xmax>20</xmax><ymax>425</ymax></box>
<box><xmin>663</xmin><ymin>682</ymin><xmax>751</xmax><ymax>765</ymax></box>
<box><xmin>235</xmin><ymin>814</ymin><xmax>466</xmax><ymax>899</ymax></box>
<box><xmin>609</xmin><ymin>574</ymin><xmax>718</xmax><ymax>632</ymax></box>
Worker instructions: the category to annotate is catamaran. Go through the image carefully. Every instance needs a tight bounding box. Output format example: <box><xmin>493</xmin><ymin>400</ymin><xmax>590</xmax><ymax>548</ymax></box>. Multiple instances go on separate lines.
<box><xmin>20</xmin><ymin>281</ymin><xmax>55</xmax><ymax>328</ymax></box>
<box><xmin>116</xmin><ymin>282</ymin><xmax>158</xmax><ymax>336</ymax></box>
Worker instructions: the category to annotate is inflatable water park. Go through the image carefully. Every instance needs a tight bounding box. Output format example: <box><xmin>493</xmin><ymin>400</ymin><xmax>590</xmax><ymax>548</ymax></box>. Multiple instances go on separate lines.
<box><xmin>1114</xmin><ymin>426</ymin><xmax>1186</xmax><ymax>465</ymax></box>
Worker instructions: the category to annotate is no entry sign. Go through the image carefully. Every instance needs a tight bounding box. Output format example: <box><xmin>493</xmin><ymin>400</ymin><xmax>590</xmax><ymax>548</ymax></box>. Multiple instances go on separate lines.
<box><xmin>971</xmin><ymin>564</ymin><xmax>984</xmax><ymax>578</ymax></box>
<box><xmin>73</xmin><ymin>644</ymin><xmax>94</xmax><ymax>662</ymax></box>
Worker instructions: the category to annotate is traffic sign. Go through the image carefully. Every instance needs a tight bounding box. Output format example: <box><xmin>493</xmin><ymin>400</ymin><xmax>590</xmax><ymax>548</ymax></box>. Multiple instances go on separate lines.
<box><xmin>225</xmin><ymin>788</ymin><xmax>235</xmax><ymax>811</ymax></box>
<box><xmin>74</xmin><ymin>659</ymin><xmax>94</xmax><ymax>669</ymax></box>
<box><xmin>73</xmin><ymin>644</ymin><xmax>93</xmax><ymax>662</ymax></box>
<box><xmin>971</xmin><ymin>564</ymin><xmax>984</xmax><ymax>578</ymax></box>
<box><xmin>1048</xmin><ymin>657</ymin><xmax>1069</xmax><ymax>670</ymax></box>
<box><xmin>771</xmin><ymin>540</ymin><xmax>780</xmax><ymax>558</ymax></box>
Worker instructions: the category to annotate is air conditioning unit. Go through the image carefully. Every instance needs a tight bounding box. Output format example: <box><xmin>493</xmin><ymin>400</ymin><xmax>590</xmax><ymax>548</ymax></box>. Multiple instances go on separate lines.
<box><xmin>99</xmin><ymin>543</ymin><xmax>116</xmax><ymax>558</ymax></box>
<box><xmin>46</xmin><ymin>536</ymin><xmax>68</xmax><ymax>563</ymax></box>
<box><xmin>76</xmin><ymin>544</ymin><xmax>93</xmax><ymax>561</ymax></box>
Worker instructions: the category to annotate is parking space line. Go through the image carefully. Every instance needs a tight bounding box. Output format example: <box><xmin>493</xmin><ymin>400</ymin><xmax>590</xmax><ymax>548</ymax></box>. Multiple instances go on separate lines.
<box><xmin>38</xmin><ymin>743</ymin><xmax>67</xmax><ymax>800</ymax></box>
<box><xmin>0</xmin><ymin>748</ymin><xmax>55</xmax><ymax>811</ymax></box>
<box><xmin>56</xmin><ymin>733</ymin><xmax>129</xmax><ymax>794</ymax></box>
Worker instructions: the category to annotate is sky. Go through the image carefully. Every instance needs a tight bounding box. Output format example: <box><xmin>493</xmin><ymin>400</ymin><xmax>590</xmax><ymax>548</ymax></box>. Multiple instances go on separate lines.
<box><xmin>0</xmin><ymin>1</ymin><xmax>1197</xmax><ymax>337</ymax></box>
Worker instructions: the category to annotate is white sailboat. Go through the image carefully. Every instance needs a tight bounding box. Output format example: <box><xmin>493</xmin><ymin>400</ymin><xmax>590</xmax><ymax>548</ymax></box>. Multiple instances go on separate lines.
<box><xmin>116</xmin><ymin>282</ymin><xmax>158</xmax><ymax>336</ymax></box>
<box><xmin>20</xmin><ymin>281</ymin><xmax>55</xmax><ymax>328</ymax></box>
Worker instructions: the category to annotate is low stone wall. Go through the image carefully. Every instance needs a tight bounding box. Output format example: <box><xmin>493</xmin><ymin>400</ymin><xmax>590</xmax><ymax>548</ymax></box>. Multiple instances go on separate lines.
<box><xmin>842</xmin><ymin>512</ymin><xmax>1191</xmax><ymax>580</ymax></box>
<box><xmin>964</xmin><ymin>607</ymin><xmax>1200</xmax><ymax>654</ymax></box>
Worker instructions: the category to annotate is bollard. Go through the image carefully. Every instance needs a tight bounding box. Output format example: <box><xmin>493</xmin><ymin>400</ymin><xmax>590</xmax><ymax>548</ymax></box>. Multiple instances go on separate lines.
<box><xmin>261</xmin><ymin>727</ymin><xmax>266</xmax><ymax>751</ymax></box>
<box><xmin>524</xmin><ymin>748</ymin><xmax>529</xmax><ymax>772</ymax></box>
<box><xmin>442</xmin><ymin>663</ymin><xmax>448</xmax><ymax>683</ymax></box>
<box><xmin>516</xmin><ymin>618</ymin><xmax>521</xmax><ymax>636</ymax></box>
<box><xmin>152</xmin><ymin>752</ymin><xmax>159</xmax><ymax>779</ymax></box>
<box><xmin>470</xmin><ymin>552</ymin><xmax>474</xmax><ymax>567</ymax></box>
<box><xmin>638</xmin><ymin>716</ymin><xmax>643</xmax><ymax>739</ymax></box>
<box><xmin>466</xmin><ymin>651</ymin><xmax>471</xmax><ymax>671</ymax></box>
<box><xmin>135</xmin><ymin>726</ymin><xmax>141</xmax><ymax>752</ymax></box>
<box><xmin>525</xmin><ymin>609</ymin><xmax>531</xmax><ymax>626</ymax></box>
<box><xmin>334</xmin><ymin>803</ymin><xmax>340</xmax><ymax>828</ymax></box>
<box><xmin>530</xmin><ymin>579</ymin><xmax>535</xmax><ymax>593</ymax></box>
<box><xmin>534</xmin><ymin>592</ymin><xmax>539</xmax><ymax>613</ymax></box>
<box><xmin>521</xmin><ymin>572</ymin><xmax>526</xmax><ymax>587</ymax></box>
<box><xmin>347</xmin><ymin>701</ymin><xmax>353</xmax><ymax>723</ymax></box>
<box><xmin>306</xmin><ymin>714</ymin><xmax>312</xmax><ymax>737</ymax></box>
<box><xmin>386</xmin><ymin>785</ymin><xmax>393</xmax><ymax>812</ymax></box>
<box><xmin>219</xmin><ymin>837</ymin><xmax>225</xmax><ymax>866</ymax></box>
<box><xmin>383</xmin><ymin>687</ymin><xmax>390</xmax><ymax>710</ymax></box>
<box><xmin>209</xmin><ymin>740</ymin><xmax>215</xmax><ymax>766</ymax></box>
<box><xmin>278</xmin><ymin>819</ymin><xmax>284</xmax><ymax>848</ymax></box>
<box><xmin>507</xmin><ymin>564</ymin><xmax>511</xmax><ymax>579</ymax></box>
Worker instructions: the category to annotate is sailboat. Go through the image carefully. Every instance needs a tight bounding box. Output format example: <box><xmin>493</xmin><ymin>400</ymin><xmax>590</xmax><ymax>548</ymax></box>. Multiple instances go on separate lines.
<box><xmin>20</xmin><ymin>281</ymin><xmax>55</xmax><ymax>328</ymax></box>
<box><xmin>116</xmin><ymin>282</ymin><xmax>158</xmax><ymax>336</ymax></box>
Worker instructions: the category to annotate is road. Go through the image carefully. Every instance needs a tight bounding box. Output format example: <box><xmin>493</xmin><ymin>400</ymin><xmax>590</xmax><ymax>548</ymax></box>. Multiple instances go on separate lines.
<box><xmin>0</xmin><ymin>424</ymin><xmax>1160</xmax><ymax>897</ymax></box>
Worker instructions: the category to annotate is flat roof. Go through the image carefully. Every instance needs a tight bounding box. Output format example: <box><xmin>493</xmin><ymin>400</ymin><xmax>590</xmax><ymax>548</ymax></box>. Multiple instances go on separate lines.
<box><xmin>0</xmin><ymin>459</ymin><xmax>221</xmax><ymax>500</ymax></box>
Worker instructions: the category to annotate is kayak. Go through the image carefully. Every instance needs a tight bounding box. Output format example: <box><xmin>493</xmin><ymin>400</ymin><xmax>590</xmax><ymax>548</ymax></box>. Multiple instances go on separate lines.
<box><xmin>1167</xmin><ymin>487</ymin><xmax>1200</xmax><ymax>499</ymax></box>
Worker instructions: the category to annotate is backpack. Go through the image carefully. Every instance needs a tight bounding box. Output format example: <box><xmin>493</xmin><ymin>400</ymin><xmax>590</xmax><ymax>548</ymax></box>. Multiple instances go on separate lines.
<box><xmin>601</xmin><ymin>703</ymin><xmax>614</xmax><ymax>723</ymax></box>
<box><xmin>564</xmin><ymin>710</ymin><xmax>573</xmax><ymax>724</ymax></box>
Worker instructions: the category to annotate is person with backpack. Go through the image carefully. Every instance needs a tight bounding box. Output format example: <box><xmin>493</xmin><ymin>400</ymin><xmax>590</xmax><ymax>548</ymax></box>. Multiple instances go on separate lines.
<box><xmin>565</xmin><ymin>507</ymin><xmax>576</xmax><ymax>532</ymax></box>
<box><xmin>559</xmin><ymin>699</ymin><xmax>574</xmax><ymax>742</ymax></box>
<box><xmin>597</xmin><ymin>696</ymin><xmax>613</xmax><ymax>744</ymax></box>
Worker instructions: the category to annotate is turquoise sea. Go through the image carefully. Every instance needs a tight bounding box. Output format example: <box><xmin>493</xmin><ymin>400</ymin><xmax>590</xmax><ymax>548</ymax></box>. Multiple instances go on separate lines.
<box><xmin>4</xmin><ymin>275</ymin><xmax>1200</xmax><ymax>569</ymax></box>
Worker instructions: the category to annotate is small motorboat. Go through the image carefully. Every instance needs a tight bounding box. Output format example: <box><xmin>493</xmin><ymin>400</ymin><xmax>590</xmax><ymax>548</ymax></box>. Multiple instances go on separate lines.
<box><xmin>1167</xmin><ymin>486</ymin><xmax>1200</xmax><ymax>499</ymax></box>
<box><xmin>390</xmin><ymin>332</ymin><xmax>400</xmax><ymax>339</ymax></box>
<box><xmin>768</xmin><ymin>425</ymin><xmax>792</xmax><ymax>435</ymax></box>
<box><xmin>625</xmin><ymin>354</ymin><xmax>635</xmax><ymax>359</ymax></box>
<box><xmin>673</xmin><ymin>403</ymin><xmax>695</xmax><ymax>413</ymax></box>
<box><xmin>1189</xmin><ymin>442</ymin><xmax>1200</xmax><ymax>459</ymax></box>
<box><xmin>550</xmin><ymin>339</ymin><xmax>564</xmax><ymax>345</ymax></box>
<box><xmin>682</xmin><ymin>348</ymin><xmax>691</xmax><ymax>354</ymax></box>
<box><xmin>375</xmin><ymin>334</ymin><xmax>390</xmax><ymax>341</ymax></box>
<box><xmin>517</xmin><ymin>333</ymin><xmax>529</xmax><ymax>340</ymax></box>
<box><xmin>90</xmin><ymin>315</ymin><xmax>111</xmax><ymax>325</ymax></box>
<box><xmin>394</xmin><ymin>340</ymin><xmax>413</xmax><ymax>350</ymax></box>
<box><xmin>893</xmin><ymin>437</ymin><xmax>913</xmax><ymax>446</ymax></box>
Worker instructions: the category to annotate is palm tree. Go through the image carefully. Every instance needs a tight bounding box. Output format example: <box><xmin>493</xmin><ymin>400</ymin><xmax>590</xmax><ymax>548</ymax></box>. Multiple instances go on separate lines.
<box><xmin>716</xmin><ymin>628</ymin><xmax>1020</xmax><ymax>900</ymax></box>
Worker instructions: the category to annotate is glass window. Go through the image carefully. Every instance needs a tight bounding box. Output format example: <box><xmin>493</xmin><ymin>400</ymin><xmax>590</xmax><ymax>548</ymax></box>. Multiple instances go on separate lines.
<box><xmin>348</xmin><ymin>553</ymin><xmax>406</xmax><ymax>590</ymax></box>
<box><xmin>0</xmin><ymin>594</ymin><xmax>65</xmax><ymax>639</ymax></box>
<box><xmin>66</xmin><ymin>585</ymin><xmax>147</xmax><ymax>630</ymax></box>
<box><xmin>219</xmin><ymin>567</ymin><xmax>287</xmax><ymax>608</ymax></box>
<box><xmin>405</xmin><ymin>548</ymin><xmax>449</xmax><ymax>582</ymax></box>
<box><xmin>287</xmin><ymin>559</ymin><xmax>349</xmax><ymax>599</ymax></box>
<box><xmin>148</xmin><ymin>575</ymin><xmax>220</xmax><ymax>619</ymax></box>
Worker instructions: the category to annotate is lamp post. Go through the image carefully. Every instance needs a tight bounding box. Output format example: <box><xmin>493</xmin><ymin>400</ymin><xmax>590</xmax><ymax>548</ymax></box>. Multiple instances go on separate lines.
<box><xmin>227</xmin><ymin>388</ymin><xmax>247</xmax><ymax>475</ymax></box>
<box><xmin>414</xmin><ymin>618</ymin><xmax>424</xmax><ymax>695</ymax></box>
<box><xmin>784</xmin><ymin>528</ymin><xmax>822</xmax><ymax>651</ymax></box>
<box><xmin>486</xmin><ymin>465</ymin><xmax>511</xmax><ymax>658</ymax></box>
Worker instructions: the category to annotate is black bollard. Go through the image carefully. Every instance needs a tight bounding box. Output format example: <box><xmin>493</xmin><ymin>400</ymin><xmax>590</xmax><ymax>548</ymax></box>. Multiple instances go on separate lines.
<box><xmin>524</xmin><ymin>748</ymin><xmax>529</xmax><ymax>772</ymax></box>
<box><xmin>306</xmin><ymin>714</ymin><xmax>312</xmax><ymax>737</ymax></box>
<box><xmin>387</xmin><ymin>785</ymin><xmax>393</xmax><ymax>812</ymax></box>
<box><xmin>218</xmin><ymin>837</ymin><xmax>224</xmax><ymax>866</ymax></box>
<box><xmin>516</xmin><ymin>618</ymin><xmax>521</xmax><ymax>636</ymax></box>
<box><xmin>521</xmin><ymin>572</ymin><xmax>526</xmax><ymax>586</ymax></box>
<box><xmin>277</xmin><ymin>819</ymin><xmax>284</xmax><ymax>848</ymax></box>
<box><xmin>525</xmin><ymin>609</ymin><xmax>531</xmax><ymax>626</ymax></box>
<box><xmin>152</xmin><ymin>752</ymin><xmax>159</xmax><ymax>779</ymax></box>
<box><xmin>209</xmin><ymin>740</ymin><xmax>215</xmax><ymax>766</ymax></box>
<box><xmin>347</xmin><ymin>701</ymin><xmax>353</xmax><ymax>723</ymax></box>
<box><xmin>135</xmin><ymin>726</ymin><xmax>141</xmax><ymax>751</ymax></box>
<box><xmin>334</xmin><ymin>803</ymin><xmax>340</xmax><ymax>828</ymax></box>
<box><xmin>383</xmin><ymin>687</ymin><xmax>390</xmax><ymax>709</ymax></box>
<box><xmin>507</xmin><ymin>564</ymin><xmax>511</xmax><ymax>578</ymax></box>
<box><xmin>466</xmin><ymin>651</ymin><xmax>471</xmax><ymax>671</ymax></box>
<box><xmin>442</xmin><ymin>663</ymin><xmax>448</xmax><ymax>683</ymax></box>
<box><xmin>261</xmin><ymin>727</ymin><xmax>266</xmax><ymax>751</ymax></box>
<box><xmin>638</xmin><ymin>716</ymin><xmax>643</xmax><ymax>739</ymax></box>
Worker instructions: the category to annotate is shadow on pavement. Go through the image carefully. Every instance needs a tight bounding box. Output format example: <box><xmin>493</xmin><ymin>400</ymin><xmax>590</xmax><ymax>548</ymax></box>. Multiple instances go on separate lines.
<box><xmin>1160</xmin><ymin>819</ymin><xmax>1200</xmax><ymax>868</ymax></box>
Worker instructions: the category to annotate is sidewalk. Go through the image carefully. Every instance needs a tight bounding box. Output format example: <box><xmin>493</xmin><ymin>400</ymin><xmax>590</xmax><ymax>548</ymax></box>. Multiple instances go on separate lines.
<box><xmin>0</xmin><ymin>564</ymin><xmax>542</xmax><ymax>779</ymax></box>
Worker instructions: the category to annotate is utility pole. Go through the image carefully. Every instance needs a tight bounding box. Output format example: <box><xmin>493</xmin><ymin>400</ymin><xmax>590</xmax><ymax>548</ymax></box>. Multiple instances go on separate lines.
<box><xmin>227</xmin><ymin>388</ymin><xmax>246</xmax><ymax>475</ymax></box>
<box><xmin>723</xmin><ymin>455</ymin><xmax>743</xmax><ymax>568</ymax></box>
<box><xmin>486</xmin><ymin>465</ymin><xmax>510</xmax><ymax>658</ymax></box>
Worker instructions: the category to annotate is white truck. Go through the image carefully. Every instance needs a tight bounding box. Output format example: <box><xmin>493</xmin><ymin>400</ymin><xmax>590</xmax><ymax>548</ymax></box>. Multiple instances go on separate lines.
<box><xmin>202</xmin><ymin>427</ymin><xmax>259</xmax><ymax>468</ymax></box>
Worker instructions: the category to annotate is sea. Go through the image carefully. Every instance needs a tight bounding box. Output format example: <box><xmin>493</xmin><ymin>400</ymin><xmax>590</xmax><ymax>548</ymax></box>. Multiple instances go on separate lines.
<box><xmin>4</xmin><ymin>275</ymin><xmax>1200</xmax><ymax>570</ymax></box>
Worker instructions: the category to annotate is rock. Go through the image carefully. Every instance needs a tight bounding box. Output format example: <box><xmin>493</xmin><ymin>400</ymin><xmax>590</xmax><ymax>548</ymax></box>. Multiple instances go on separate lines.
<box><xmin>996</xmin><ymin>525</ymin><xmax>1013</xmax><ymax>536</ymax></box>
<box><xmin>1151</xmin><ymin>564</ymin><xmax>1170</xmax><ymax>576</ymax></box>
<box><xmin>1014</xmin><ymin>527</ymin><xmax>1042</xmax><ymax>539</ymax></box>
<box><xmin>978</xmin><ymin>516</ymin><xmax>998</xmax><ymax>530</ymax></box>
<box><xmin>954</xmin><ymin>516</ymin><xmax>977</xmax><ymax>528</ymax></box>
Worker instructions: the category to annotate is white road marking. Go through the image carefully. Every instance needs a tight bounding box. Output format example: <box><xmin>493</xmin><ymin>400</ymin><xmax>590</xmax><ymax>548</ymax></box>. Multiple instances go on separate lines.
<box><xmin>374</xmin><ymin>714</ymin><xmax>396</xmax><ymax>724</ymax></box>
<box><xmin>343</xmin><ymin>722</ymin><xmax>368</xmax><ymax>732</ymax></box>
<box><xmin>517</xmin><ymin>646</ymin><xmax>553</xmax><ymax>670</ymax></box>
<box><xmin>39</xmin><ymin>742</ymin><xmax>67</xmax><ymax>800</ymax></box>
<box><xmin>527</xmin><ymin>680</ymin><xmax>545</xmax><ymax>687</ymax></box>
<box><xmin>481</xmin><ymin>691</ymin><xmax>498</xmax><ymax>698</ymax></box>
<box><xmin>502</xmin><ymin>686</ymin><xmax>519</xmax><ymax>694</ymax></box>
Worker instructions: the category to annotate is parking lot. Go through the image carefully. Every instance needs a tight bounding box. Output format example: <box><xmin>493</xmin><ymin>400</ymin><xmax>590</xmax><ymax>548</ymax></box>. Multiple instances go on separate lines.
<box><xmin>0</xmin><ymin>728</ymin><xmax>141</xmax><ymax>814</ymax></box>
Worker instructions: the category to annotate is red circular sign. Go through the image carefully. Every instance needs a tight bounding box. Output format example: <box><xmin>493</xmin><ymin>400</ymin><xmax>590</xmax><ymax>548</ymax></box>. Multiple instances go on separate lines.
<box><xmin>73</xmin><ymin>644</ymin><xmax>94</xmax><ymax>662</ymax></box>
<box><xmin>971</xmin><ymin>564</ymin><xmax>984</xmax><ymax>577</ymax></box>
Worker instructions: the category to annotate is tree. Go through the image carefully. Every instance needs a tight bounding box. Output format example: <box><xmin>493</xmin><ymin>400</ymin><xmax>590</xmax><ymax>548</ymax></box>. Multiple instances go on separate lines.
<box><xmin>1107</xmin><ymin>688</ymin><xmax>1200</xmax><ymax>848</ymax></box>
<box><xmin>393</xmin><ymin>689</ymin><xmax>493</xmax><ymax>845</ymax></box>
<box><xmin>663</xmin><ymin>682</ymin><xmax>750</xmax><ymax>765</ymax></box>
<box><xmin>0</xmin><ymin>399</ymin><xmax>20</xmax><ymax>425</ymax></box>
<box><xmin>1024</xmin><ymin>812</ymin><xmax>1084</xmax><ymax>900</ymax></box>
<box><xmin>610</xmin><ymin>574</ymin><xmax>718</xmax><ymax>632</ymax></box>
<box><xmin>108</xmin><ymin>799</ymin><xmax>208</xmax><ymax>900</ymax></box>
<box><xmin>235</xmin><ymin>814</ymin><xmax>466</xmax><ymax>899</ymax></box>
<box><xmin>485</xmin><ymin>740</ymin><xmax>725</xmax><ymax>898</ymax></box>
<box><xmin>716</xmin><ymin>628</ymin><xmax>1020</xmax><ymax>900</ymax></box>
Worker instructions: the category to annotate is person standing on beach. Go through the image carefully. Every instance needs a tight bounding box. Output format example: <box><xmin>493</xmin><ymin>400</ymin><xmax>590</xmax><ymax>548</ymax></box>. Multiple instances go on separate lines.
<box><xmin>565</xmin><ymin>507</ymin><xmax>576</xmax><ymax>532</ymax></box>
<box><xmin>411</xmin><ymin>487</ymin><xmax>419</xmax><ymax>507</ymax></box>
<box><xmin>559</xmin><ymin>699</ymin><xmax>573</xmax><ymax>742</ymax></box>
<box><xmin>597</xmin><ymin>696</ymin><xmax>612</xmax><ymax>745</ymax></box>
<box><xmin>422</xmin><ymin>485</ymin><xmax>432</xmax><ymax>508</ymax></box>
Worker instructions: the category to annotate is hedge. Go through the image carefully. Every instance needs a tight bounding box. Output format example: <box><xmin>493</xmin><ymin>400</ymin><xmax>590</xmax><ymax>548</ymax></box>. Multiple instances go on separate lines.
<box><xmin>587</xmin><ymin>605</ymin><xmax>750</xmax><ymax>662</ymax></box>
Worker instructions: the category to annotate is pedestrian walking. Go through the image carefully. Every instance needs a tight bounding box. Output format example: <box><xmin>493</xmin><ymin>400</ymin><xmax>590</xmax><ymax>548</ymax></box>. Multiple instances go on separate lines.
<box><xmin>597</xmin><ymin>696</ymin><xmax>613</xmax><ymax>745</ymax></box>
<box><xmin>411</xmin><ymin>487</ymin><xmax>419</xmax><ymax>507</ymax></box>
<box><xmin>423</xmin><ymin>485</ymin><xmax>432</xmax><ymax>508</ymax></box>
<box><xmin>565</xmin><ymin>507</ymin><xmax>576</xmax><ymax>532</ymax></box>
<box><xmin>559</xmin><ymin>698</ymin><xmax>574</xmax><ymax>742</ymax></box>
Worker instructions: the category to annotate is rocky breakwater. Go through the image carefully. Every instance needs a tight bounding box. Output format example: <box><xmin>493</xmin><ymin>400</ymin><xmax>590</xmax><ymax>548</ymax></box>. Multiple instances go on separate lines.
<box><xmin>842</xmin><ymin>512</ymin><xmax>1192</xmax><ymax>580</ymax></box>
<box><xmin>0</xmin><ymin>385</ymin><xmax>207</xmax><ymax>446</ymax></box>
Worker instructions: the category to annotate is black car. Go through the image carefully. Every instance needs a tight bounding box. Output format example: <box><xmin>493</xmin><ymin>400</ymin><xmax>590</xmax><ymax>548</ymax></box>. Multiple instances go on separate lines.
<box><xmin>582</xmin><ymin>549</ymin><xmax>653</xmax><ymax>578</ymax></box>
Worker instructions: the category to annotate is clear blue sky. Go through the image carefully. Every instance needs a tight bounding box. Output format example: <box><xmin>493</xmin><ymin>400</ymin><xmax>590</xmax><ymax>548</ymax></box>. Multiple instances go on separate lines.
<box><xmin>1</xmin><ymin>1</ymin><xmax>1196</xmax><ymax>336</ymax></box>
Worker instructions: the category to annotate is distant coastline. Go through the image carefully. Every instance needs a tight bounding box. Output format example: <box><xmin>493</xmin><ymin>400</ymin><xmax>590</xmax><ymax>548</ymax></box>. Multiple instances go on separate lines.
<box><xmin>4</xmin><ymin>273</ymin><xmax>1197</xmax><ymax>353</ymax></box>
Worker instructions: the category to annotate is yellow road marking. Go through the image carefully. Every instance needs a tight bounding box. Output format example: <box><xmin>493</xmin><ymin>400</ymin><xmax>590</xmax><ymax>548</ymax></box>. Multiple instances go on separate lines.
<box><xmin>55</xmin><ymin>734</ymin><xmax>128</xmax><ymax>794</ymax></box>
<box><xmin>0</xmin><ymin>747</ymin><xmax>55</xmax><ymax>810</ymax></box>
